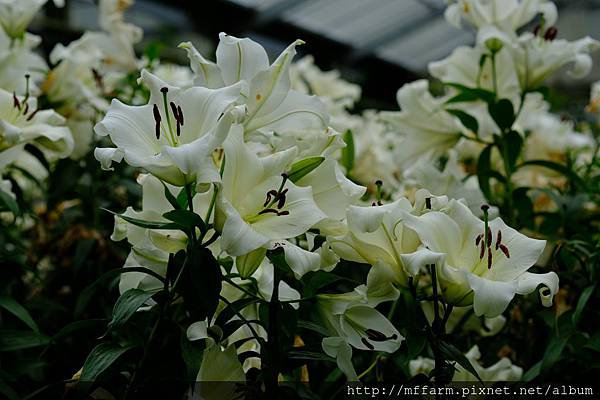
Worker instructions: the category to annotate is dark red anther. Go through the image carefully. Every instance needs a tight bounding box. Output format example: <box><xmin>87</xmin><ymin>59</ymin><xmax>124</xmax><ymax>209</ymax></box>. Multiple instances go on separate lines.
<box><xmin>495</xmin><ymin>230</ymin><xmax>502</xmax><ymax>250</ymax></box>
<box><xmin>365</xmin><ymin>329</ymin><xmax>388</xmax><ymax>342</ymax></box>
<box><xmin>361</xmin><ymin>338</ymin><xmax>375</xmax><ymax>350</ymax></box>
<box><xmin>13</xmin><ymin>93</ymin><xmax>20</xmax><ymax>110</ymax></box>
<box><xmin>177</xmin><ymin>105</ymin><xmax>184</xmax><ymax>125</ymax></box>
<box><xmin>475</xmin><ymin>233</ymin><xmax>483</xmax><ymax>246</ymax></box>
<box><xmin>26</xmin><ymin>108</ymin><xmax>40</xmax><ymax>121</ymax></box>
<box><xmin>487</xmin><ymin>249</ymin><xmax>493</xmax><ymax>269</ymax></box>
<box><xmin>425</xmin><ymin>197</ymin><xmax>432</xmax><ymax>210</ymax></box>
<box><xmin>276</xmin><ymin>188</ymin><xmax>288</xmax><ymax>209</ymax></box>
<box><xmin>533</xmin><ymin>24</ymin><xmax>541</xmax><ymax>36</ymax></box>
<box><xmin>480</xmin><ymin>241</ymin><xmax>485</xmax><ymax>259</ymax></box>
<box><xmin>263</xmin><ymin>189</ymin><xmax>278</xmax><ymax>207</ymax></box>
<box><xmin>486</xmin><ymin>226</ymin><xmax>492</xmax><ymax>247</ymax></box>
<box><xmin>277</xmin><ymin>210</ymin><xmax>290</xmax><ymax>216</ymax></box>
<box><xmin>176</xmin><ymin>120</ymin><xmax>181</xmax><ymax>137</ymax></box>
<box><xmin>544</xmin><ymin>27</ymin><xmax>558</xmax><ymax>41</ymax></box>
<box><xmin>258</xmin><ymin>208</ymin><xmax>279</xmax><ymax>215</ymax></box>
<box><xmin>23</xmin><ymin>102</ymin><xmax>29</xmax><ymax>115</ymax></box>
<box><xmin>170</xmin><ymin>101</ymin><xmax>178</xmax><ymax>120</ymax></box>
<box><xmin>153</xmin><ymin>104</ymin><xmax>161</xmax><ymax>139</ymax></box>
<box><xmin>499</xmin><ymin>244</ymin><xmax>511</xmax><ymax>258</ymax></box>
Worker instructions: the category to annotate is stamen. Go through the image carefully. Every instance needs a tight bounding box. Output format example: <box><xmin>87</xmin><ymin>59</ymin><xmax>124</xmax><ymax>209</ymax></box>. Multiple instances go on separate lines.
<box><xmin>23</xmin><ymin>102</ymin><xmax>29</xmax><ymax>115</ymax></box>
<box><xmin>177</xmin><ymin>105</ymin><xmax>184</xmax><ymax>125</ymax></box>
<box><xmin>263</xmin><ymin>189</ymin><xmax>278</xmax><ymax>207</ymax></box>
<box><xmin>475</xmin><ymin>233</ymin><xmax>483</xmax><ymax>246</ymax></box>
<box><xmin>26</xmin><ymin>108</ymin><xmax>40</xmax><ymax>121</ymax></box>
<box><xmin>544</xmin><ymin>27</ymin><xmax>558</xmax><ymax>41</ymax></box>
<box><xmin>479</xmin><ymin>240</ymin><xmax>485</xmax><ymax>259</ymax></box>
<box><xmin>495</xmin><ymin>230</ymin><xmax>502</xmax><ymax>250</ymax></box>
<box><xmin>258</xmin><ymin>208</ymin><xmax>279</xmax><ymax>215</ymax></box>
<box><xmin>276</xmin><ymin>188</ymin><xmax>288</xmax><ymax>209</ymax></box>
<box><xmin>533</xmin><ymin>24</ymin><xmax>541</xmax><ymax>36</ymax></box>
<box><xmin>499</xmin><ymin>244</ymin><xmax>510</xmax><ymax>258</ymax></box>
<box><xmin>360</xmin><ymin>338</ymin><xmax>375</xmax><ymax>350</ymax></box>
<box><xmin>170</xmin><ymin>101</ymin><xmax>179</xmax><ymax>121</ymax></box>
<box><xmin>277</xmin><ymin>210</ymin><xmax>289</xmax><ymax>216</ymax></box>
<box><xmin>12</xmin><ymin>93</ymin><xmax>20</xmax><ymax>110</ymax></box>
<box><xmin>486</xmin><ymin>227</ymin><xmax>492</xmax><ymax>247</ymax></box>
<box><xmin>425</xmin><ymin>197</ymin><xmax>432</xmax><ymax>210</ymax></box>
<box><xmin>365</xmin><ymin>329</ymin><xmax>388</xmax><ymax>342</ymax></box>
<box><xmin>24</xmin><ymin>74</ymin><xmax>30</xmax><ymax>102</ymax></box>
<box><xmin>152</xmin><ymin>104</ymin><xmax>161</xmax><ymax>139</ymax></box>
<box><xmin>487</xmin><ymin>249</ymin><xmax>493</xmax><ymax>269</ymax></box>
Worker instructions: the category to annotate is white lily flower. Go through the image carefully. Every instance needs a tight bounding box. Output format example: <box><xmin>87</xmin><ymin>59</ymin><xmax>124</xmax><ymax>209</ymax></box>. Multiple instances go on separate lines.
<box><xmin>180</xmin><ymin>33</ymin><xmax>329</xmax><ymax>139</ymax></box>
<box><xmin>410</xmin><ymin>345</ymin><xmax>522</xmax><ymax>381</ymax></box>
<box><xmin>318</xmin><ymin>287</ymin><xmax>403</xmax><ymax>380</ymax></box>
<box><xmin>478</xmin><ymin>26</ymin><xmax>600</xmax><ymax>90</ymax></box>
<box><xmin>380</xmin><ymin>80</ymin><xmax>465</xmax><ymax>169</ymax></box>
<box><xmin>0</xmin><ymin>88</ymin><xmax>74</xmax><ymax>159</ymax></box>
<box><xmin>0</xmin><ymin>0</ymin><xmax>46</xmax><ymax>39</ymax></box>
<box><xmin>94</xmin><ymin>70</ymin><xmax>243</xmax><ymax>186</ymax></box>
<box><xmin>406</xmin><ymin>151</ymin><xmax>488</xmax><ymax>216</ymax></box>
<box><xmin>291</xmin><ymin>55</ymin><xmax>361</xmax><ymax>109</ymax></box>
<box><xmin>445</xmin><ymin>0</ymin><xmax>557</xmax><ymax>33</ymax></box>
<box><xmin>402</xmin><ymin>199</ymin><xmax>558</xmax><ymax>317</ymax></box>
<box><xmin>295</xmin><ymin>157</ymin><xmax>366</xmax><ymax>233</ymax></box>
<box><xmin>328</xmin><ymin>198</ymin><xmax>421</xmax><ymax>295</ymax></box>
<box><xmin>0</xmin><ymin>30</ymin><xmax>47</xmax><ymax>95</ymax></box>
<box><xmin>214</xmin><ymin>127</ymin><xmax>326</xmax><ymax>256</ymax></box>
<box><xmin>586</xmin><ymin>80</ymin><xmax>600</xmax><ymax>122</ymax></box>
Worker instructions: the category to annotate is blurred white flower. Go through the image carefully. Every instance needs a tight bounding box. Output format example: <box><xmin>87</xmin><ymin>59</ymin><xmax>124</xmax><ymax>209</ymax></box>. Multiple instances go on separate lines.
<box><xmin>381</xmin><ymin>80</ymin><xmax>466</xmax><ymax>169</ymax></box>
<box><xmin>410</xmin><ymin>345</ymin><xmax>522</xmax><ymax>381</ymax></box>
<box><xmin>0</xmin><ymin>88</ymin><xmax>73</xmax><ymax>158</ymax></box>
<box><xmin>0</xmin><ymin>0</ymin><xmax>46</xmax><ymax>39</ymax></box>
<box><xmin>445</xmin><ymin>0</ymin><xmax>557</xmax><ymax>34</ymax></box>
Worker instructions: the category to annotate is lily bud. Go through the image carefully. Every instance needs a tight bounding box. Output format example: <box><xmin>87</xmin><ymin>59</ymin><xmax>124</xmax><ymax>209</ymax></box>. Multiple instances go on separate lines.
<box><xmin>485</xmin><ymin>37</ymin><xmax>504</xmax><ymax>54</ymax></box>
<box><xmin>236</xmin><ymin>247</ymin><xmax>267</xmax><ymax>278</ymax></box>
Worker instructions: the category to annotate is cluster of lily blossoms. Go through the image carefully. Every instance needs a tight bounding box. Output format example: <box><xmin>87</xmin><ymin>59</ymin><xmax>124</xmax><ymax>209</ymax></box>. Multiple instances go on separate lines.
<box><xmin>3</xmin><ymin>0</ymin><xmax>598</xmax><ymax>386</ymax></box>
<box><xmin>92</xmin><ymin>1</ymin><xmax>589</xmax><ymax>380</ymax></box>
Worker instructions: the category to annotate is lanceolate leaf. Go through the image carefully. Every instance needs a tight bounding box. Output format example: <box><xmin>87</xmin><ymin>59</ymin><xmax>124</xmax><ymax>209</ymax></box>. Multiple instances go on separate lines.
<box><xmin>488</xmin><ymin>98</ymin><xmax>515</xmax><ymax>132</ymax></box>
<box><xmin>341</xmin><ymin>130</ymin><xmax>355</xmax><ymax>173</ymax></box>
<box><xmin>107</xmin><ymin>289</ymin><xmax>155</xmax><ymax>331</ymax></box>
<box><xmin>0</xmin><ymin>297</ymin><xmax>40</xmax><ymax>333</ymax></box>
<box><xmin>75</xmin><ymin>267</ymin><xmax>166</xmax><ymax>317</ymax></box>
<box><xmin>80</xmin><ymin>343</ymin><xmax>133</xmax><ymax>383</ymax></box>
<box><xmin>446</xmin><ymin>109</ymin><xmax>479</xmax><ymax>135</ymax></box>
<box><xmin>102</xmin><ymin>208</ymin><xmax>180</xmax><ymax>230</ymax></box>
<box><xmin>438</xmin><ymin>341</ymin><xmax>482</xmax><ymax>383</ymax></box>
<box><xmin>0</xmin><ymin>330</ymin><xmax>50</xmax><ymax>352</ymax></box>
<box><xmin>572</xmin><ymin>285</ymin><xmax>595</xmax><ymax>327</ymax></box>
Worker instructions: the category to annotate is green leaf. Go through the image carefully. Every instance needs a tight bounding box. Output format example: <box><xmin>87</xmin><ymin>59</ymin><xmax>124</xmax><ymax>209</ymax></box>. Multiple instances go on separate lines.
<box><xmin>501</xmin><ymin>130</ymin><xmax>523</xmax><ymax>172</ymax></box>
<box><xmin>540</xmin><ymin>334</ymin><xmax>570</xmax><ymax>374</ymax></box>
<box><xmin>108</xmin><ymin>289</ymin><xmax>155</xmax><ymax>331</ymax></box>
<box><xmin>0</xmin><ymin>330</ymin><xmax>50</xmax><ymax>351</ymax></box>
<box><xmin>80</xmin><ymin>342</ymin><xmax>132</xmax><ymax>383</ymax></box>
<box><xmin>0</xmin><ymin>189</ymin><xmax>19</xmax><ymax>215</ymax></box>
<box><xmin>488</xmin><ymin>98</ymin><xmax>515</xmax><ymax>132</ymax></box>
<box><xmin>162</xmin><ymin>182</ymin><xmax>181</xmax><ymax>210</ymax></box>
<box><xmin>443</xmin><ymin>83</ymin><xmax>495</xmax><ymax>104</ymax></box>
<box><xmin>180</xmin><ymin>331</ymin><xmax>204</xmax><ymax>382</ymax></box>
<box><xmin>176</xmin><ymin>184</ymin><xmax>196</xmax><ymax>209</ymax></box>
<box><xmin>572</xmin><ymin>285</ymin><xmax>595</xmax><ymax>327</ymax></box>
<box><xmin>341</xmin><ymin>130</ymin><xmax>355</xmax><ymax>173</ymax></box>
<box><xmin>162</xmin><ymin>209</ymin><xmax>206</xmax><ymax>232</ymax></box>
<box><xmin>288</xmin><ymin>350</ymin><xmax>335</xmax><ymax>362</ymax></box>
<box><xmin>102</xmin><ymin>208</ymin><xmax>180</xmax><ymax>230</ymax></box>
<box><xmin>476</xmin><ymin>144</ymin><xmax>494</xmax><ymax>201</ymax></box>
<box><xmin>522</xmin><ymin>360</ymin><xmax>542</xmax><ymax>382</ymax></box>
<box><xmin>50</xmin><ymin>319</ymin><xmax>105</xmax><ymax>342</ymax></box>
<box><xmin>287</xmin><ymin>156</ymin><xmax>325</xmax><ymax>183</ymax></box>
<box><xmin>302</xmin><ymin>271</ymin><xmax>355</xmax><ymax>297</ymax></box>
<box><xmin>75</xmin><ymin>267</ymin><xmax>166</xmax><ymax>317</ymax></box>
<box><xmin>177</xmin><ymin>247</ymin><xmax>222</xmax><ymax>321</ymax></box>
<box><xmin>446</xmin><ymin>109</ymin><xmax>479</xmax><ymax>134</ymax></box>
<box><xmin>214</xmin><ymin>297</ymin><xmax>259</xmax><ymax>328</ymax></box>
<box><xmin>0</xmin><ymin>297</ymin><xmax>39</xmax><ymax>333</ymax></box>
<box><xmin>297</xmin><ymin>320</ymin><xmax>329</xmax><ymax>337</ymax></box>
<box><xmin>438</xmin><ymin>341</ymin><xmax>482</xmax><ymax>382</ymax></box>
<box><xmin>0</xmin><ymin>380</ymin><xmax>20</xmax><ymax>400</ymax></box>
<box><xmin>516</xmin><ymin>160</ymin><xmax>586</xmax><ymax>189</ymax></box>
